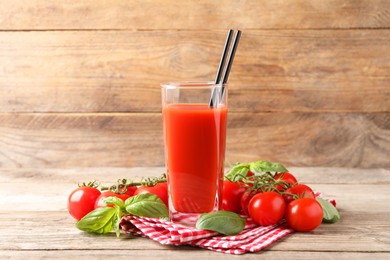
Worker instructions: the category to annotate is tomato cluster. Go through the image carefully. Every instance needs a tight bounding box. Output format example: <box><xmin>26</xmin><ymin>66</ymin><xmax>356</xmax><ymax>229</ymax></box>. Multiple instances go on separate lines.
<box><xmin>221</xmin><ymin>172</ymin><xmax>324</xmax><ymax>232</ymax></box>
<box><xmin>68</xmin><ymin>182</ymin><xmax>168</xmax><ymax>221</ymax></box>
<box><xmin>69</xmin><ymin>171</ymin><xmax>326</xmax><ymax>233</ymax></box>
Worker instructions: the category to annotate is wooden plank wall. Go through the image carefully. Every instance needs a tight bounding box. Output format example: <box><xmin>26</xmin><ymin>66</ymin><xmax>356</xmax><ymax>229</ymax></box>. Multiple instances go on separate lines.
<box><xmin>0</xmin><ymin>0</ymin><xmax>389</xmax><ymax>168</ymax></box>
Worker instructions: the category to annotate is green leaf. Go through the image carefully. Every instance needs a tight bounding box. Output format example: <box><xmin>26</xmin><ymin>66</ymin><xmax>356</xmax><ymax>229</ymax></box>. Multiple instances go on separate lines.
<box><xmin>196</xmin><ymin>210</ymin><xmax>246</xmax><ymax>236</ymax></box>
<box><xmin>316</xmin><ymin>198</ymin><xmax>340</xmax><ymax>223</ymax></box>
<box><xmin>113</xmin><ymin>205</ymin><xmax>123</xmax><ymax>237</ymax></box>
<box><xmin>104</xmin><ymin>197</ymin><xmax>127</xmax><ymax>237</ymax></box>
<box><xmin>249</xmin><ymin>160</ymin><xmax>288</xmax><ymax>173</ymax></box>
<box><xmin>225</xmin><ymin>163</ymin><xmax>250</xmax><ymax>182</ymax></box>
<box><xmin>76</xmin><ymin>207</ymin><xmax>117</xmax><ymax>234</ymax></box>
<box><xmin>104</xmin><ymin>196</ymin><xmax>125</xmax><ymax>209</ymax></box>
<box><xmin>125</xmin><ymin>193</ymin><xmax>169</xmax><ymax>219</ymax></box>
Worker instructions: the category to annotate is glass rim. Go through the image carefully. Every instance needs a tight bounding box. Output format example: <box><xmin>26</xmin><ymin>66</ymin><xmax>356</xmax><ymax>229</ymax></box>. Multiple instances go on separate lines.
<box><xmin>161</xmin><ymin>82</ymin><xmax>228</xmax><ymax>89</ymax></box>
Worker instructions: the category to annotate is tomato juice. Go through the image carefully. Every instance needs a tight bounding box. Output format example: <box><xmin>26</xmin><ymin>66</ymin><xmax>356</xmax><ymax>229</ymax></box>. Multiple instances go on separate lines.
<box><xmin>163</xmin><ymin>103</ymin><xmax>227</xmax><ymax>214</ymax></box>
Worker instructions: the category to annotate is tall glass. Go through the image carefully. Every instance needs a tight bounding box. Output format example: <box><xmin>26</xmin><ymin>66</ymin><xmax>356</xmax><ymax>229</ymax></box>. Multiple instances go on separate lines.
<box><xmin>161</xmin><ymin>82</ymin><xmax>228</xmax><ymax>226</ymax></box>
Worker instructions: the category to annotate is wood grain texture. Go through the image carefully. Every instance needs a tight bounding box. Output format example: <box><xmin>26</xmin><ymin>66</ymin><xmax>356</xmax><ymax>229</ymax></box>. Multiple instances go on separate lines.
<box><xmin>0</xmin><ymin>1</ymin><xmax>389</xmax><ymax>169</ymax></box>
<box><xmin>1</xmin><ymin>251</ymin><xmax>389</xmax><ymax>260</ymax></box>
<box><xmin>1</xmin><ymin>208</ymin><xmax>388</xmax><ymax>251</ymax></box>
<box><xmin>0</xmin><ymin>0</ymin><xmax>389</xmax><ymax>30</ymax></box>
<box><xmin>228</xmin><ymin>112</ymin><xmax>390</xmax><ymax>168</ymax></box>
<box><xmin>0</xmin><ymin>168</ymin><xmax>389</xmax><ymax>259</ymax></box>
<box><xmin>0</xmin><ymin>112</ymin><xmax>388</xmax><ymax>168</ymax></box>
<box><xmin>1</xmin><ymin>251</ymin><xmax>388</xmax><ymax>260</ymax></box>
<box><xmin>2</xmin><ymin>167</ymin><xmax>389</xmax><ymax>185</ymax></box>
<box><xmin>0</xmin><ymin>113</ymin><xmax>163</xmax><ymax>168</ymax></box>
<box><xmin>0</xmin><ymin>30</ymin><xmax>389</xmax><ymax>113</ymax></box>
<box><xmin>1</xmin><ymin>167</ymin><xmax>390</xmax><ymax>212</ymax></box>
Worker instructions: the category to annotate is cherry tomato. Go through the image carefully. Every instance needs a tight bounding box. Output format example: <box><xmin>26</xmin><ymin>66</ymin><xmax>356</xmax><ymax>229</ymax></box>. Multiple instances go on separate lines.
<box><xmin>94</xmin><ymin>191</ymin><xmax>131</xmax><ymax>209</ymax></box>
<box><xmin>274</xmin><ymin>172</ymin><xmax>298</xmax><ymax>191</ymax></box>
<box><xmin>221</xmin><ymin>180</ymin><xmax>246</xmax><ymax>213</ymax></box>
<box><xmin>68</xmin><ymin>186</ymin><xmax>101</xmax><ymax>220</ymax></box>
<box><xmin>121</xmin><ymin>186</ymin><xmax>137</xmax><ymax>196</ymax></box>
<box><xmin>285</xmin><ymin>198</ymin><xmax>323</xmax><ymax>232</ymax></box>
<box><xmin>240</xmin><ymin>190</ymin><xmax>257</xmax><ymax>215</ymax></box>
<box><xmin>283</xmin><ymin>184</ymin><xmax>315</xmax><ymax>204</ymax></box>
<box><xmin>134</xmin><ymin>182</ymin><xmax>168</xmax><ymax>206</ymax></box>
<box><xmin>248</xmin><ymin>191</ymin><xmax>286</xmax><ymax>226</ymax></box>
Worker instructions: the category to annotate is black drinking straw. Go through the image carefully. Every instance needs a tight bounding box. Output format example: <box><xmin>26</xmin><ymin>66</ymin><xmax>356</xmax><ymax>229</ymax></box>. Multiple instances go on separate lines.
<box><xmin>221</xmin><ymin>30</ymin><xmax>241</xmax><ymax>84</ymax></box>
<box><xmin>214</xmin><ymin>29</ymin><xmax>233</xmax><ymax>85</ymax></box>
<box><xmin>209</xmin><ymin>30</ymin><xmax>241</xmax><ymax>107</ymax></box>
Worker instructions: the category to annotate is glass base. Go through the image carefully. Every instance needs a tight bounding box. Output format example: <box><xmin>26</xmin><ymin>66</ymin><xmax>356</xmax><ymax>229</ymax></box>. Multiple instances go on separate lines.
<box><xmin>170</xmin><ymin>211</ymin><xmax>201</xmax><ymax>227</ymax></box>
<box><xmin>168</xmin><ymin>193</ymin><xmax>220</xmax><ymax>227</ymax></box>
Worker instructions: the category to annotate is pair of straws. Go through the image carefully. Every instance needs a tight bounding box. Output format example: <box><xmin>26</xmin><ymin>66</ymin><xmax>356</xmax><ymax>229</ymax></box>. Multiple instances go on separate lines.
<box><xmin>209</xmin><ymin>29</ymin><xmax>241</xmax><ymax>108</ymax></box>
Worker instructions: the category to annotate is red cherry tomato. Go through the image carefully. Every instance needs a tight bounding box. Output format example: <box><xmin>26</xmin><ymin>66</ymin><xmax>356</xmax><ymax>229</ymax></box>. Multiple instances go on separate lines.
<box><xmin>68</xmin><ymin>186</ymin><xmax>101</xmax><ymax>220</ymax></box>
<box><xmin>94</xmin><ymin>191</ymin><xmax>131</xmax><ymax>209</ymax></box>
<box><xmin>121</xmin><ymin>186</ymin><xmax>137</xmax><ymax>196</ymax></box>
<box><xmin>134</xmin><ymin>182</ymin><xmax>168</xmax><ymax>206</ymax></box>
<box><xmin>283</xmin><ymin>184</ymin><xmax>315</xmax><ymax>204</ymax></box>
<box><xmin>274</xmin><ymin>172</ymin><xmax>298</xmax><ymax>191</ymax></box>
<box><xmin>285</xmin><ymin>198</ymin><xmax>323</xmax><ymax>232</ymax></box>
<box><xmin>248</xmin><ymin>191</ymin><xmax>286</xmax><ymax>226</ymax></box>
<box><xmin>221</xmin><ymin>180</ymin><xmax>246</xmax><ymax>213</ymax></box>
<box><xmin>240</xmin><ymin>190</ymin><xmax>257</xmax><ymax>215</ymax></box>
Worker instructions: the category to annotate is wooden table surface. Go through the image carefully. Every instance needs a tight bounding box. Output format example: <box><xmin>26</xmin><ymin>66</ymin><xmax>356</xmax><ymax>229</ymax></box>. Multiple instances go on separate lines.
<box><xmin>1</xmin><ymin>167</ymin><xmax>389</xmax><ymax>259</ymax></box>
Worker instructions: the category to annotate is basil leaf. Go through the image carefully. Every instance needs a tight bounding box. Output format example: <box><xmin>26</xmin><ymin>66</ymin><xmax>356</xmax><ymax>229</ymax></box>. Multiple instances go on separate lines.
<box><xmin>113</xmin><ymin>205</ymin><xmax>123</xmax><ymax>237</ymax></box>
<box><xmin>104</xmin><ymin>196</ymin><xmax>125</xmax><ymax>209</ymax></box>
<box><xmin>316</xmin><ymin>198</ymin><xmax>340</xmax><ymax>223</ymax></box>
<box><xmin>76</xmin><ymin>207</ymin><xmax>117</xmax><ymax>234</ymax></box>
<box><xmin>103</xmin><ymin>197</ymin><xmax>128</xmax><ymax>237</ymax></box>
<box><xmin>249</xmin><ymin>160</ymin><xmax>288</xmax><ymax>173</ymax></box>
<box><xmin>125</xmin><ymin>193</ymin><xmax>169</xmax><ymax>218</ymax></box>
<box><xmin>225</xmin><ymin>163</ymin><xmax>250</xmax><ymax>182</ymax></box>
<box><xmin>196</xmin><ymin>210</ymin><xmax>246</xmax><ymax>236</ymax></box>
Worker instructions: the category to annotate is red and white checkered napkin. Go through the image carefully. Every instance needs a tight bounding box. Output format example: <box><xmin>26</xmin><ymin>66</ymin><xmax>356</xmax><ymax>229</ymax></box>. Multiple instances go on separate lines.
<box><xmin>120</xmin><ymin>215</ymin><xmax>294</xmax><ymax>254</ymax></box>
<box><xmin>119</xmin><ymin>193</ymin><xmax>336</xmax><ymax>255</ymax></box>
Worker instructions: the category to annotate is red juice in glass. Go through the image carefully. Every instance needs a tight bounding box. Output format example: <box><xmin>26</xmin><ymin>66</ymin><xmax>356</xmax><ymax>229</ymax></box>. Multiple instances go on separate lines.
<box><xmin>161</xmin><ymin>83</ymin><xmax>228</xmax><ymax>225</ymax></box>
